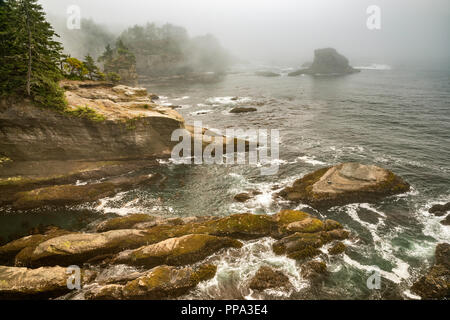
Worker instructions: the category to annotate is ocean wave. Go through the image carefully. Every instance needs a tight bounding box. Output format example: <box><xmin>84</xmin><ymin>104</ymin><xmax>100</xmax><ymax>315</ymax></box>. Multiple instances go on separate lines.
<box><xmin>355</xmin><ymin>64</ymin><xmax>392</xmax><ymax>70</ymax></box>
<box><xmin>184</xmin><ymin>238</ymin><xmax>308</xmax><ymax>299</ymax></box>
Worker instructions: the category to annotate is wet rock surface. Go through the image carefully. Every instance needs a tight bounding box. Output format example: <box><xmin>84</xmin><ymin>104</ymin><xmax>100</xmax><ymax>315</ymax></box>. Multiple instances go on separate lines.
<box><xmin>0</xmin><ymin>266</ymin><xmax>72</xmax><ymax>299</ymax></box>
<box><xmin>248</xmin><ymin>266</ymin><xmax>291</xmax><ymax>291</ymax></box>
<box><xmin>279</xmin><ymin>163</ymin><xmax>410</xmax><ymax>209</ymax></box>
<box><xmin>411</xmin><ymin>243</ymin><xmax>449</xmax><ymax>299</ymax></box>
<box><xmin>0</xmin><ymin>211</ymin><xmax>353</xmax><ymax>299</ymax></box>
<box><xmin>111</xmin><ymin>234</ymin><xmax>242</xmax><ymax>268</ymax></box>
<box><xmin>429</xmin><ymin>202</ymin><xmax>450</xmax><ymax>216</ymax></box>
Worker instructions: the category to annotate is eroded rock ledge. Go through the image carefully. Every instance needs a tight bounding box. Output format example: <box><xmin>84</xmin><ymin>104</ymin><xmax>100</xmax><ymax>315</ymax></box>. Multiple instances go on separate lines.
<box><xmin>0</xmin><ymin>211</ymin><xmax>350</xmax><ymax>299</ymax></box>
<box><xmin>278</xmin><ymin>163</ymin><xmax>410</xmax><ymax>209</ymax></box>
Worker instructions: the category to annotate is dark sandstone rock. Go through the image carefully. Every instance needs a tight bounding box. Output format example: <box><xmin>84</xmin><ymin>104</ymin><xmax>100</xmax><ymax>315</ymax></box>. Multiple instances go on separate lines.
<box><xmin>411</xmin><ymin>243</ymin><xmax>449</xmax><ymax>299</ymax></box>
<box><xmin>429</xmin><ymin>202</ymin><xmax>450</xmax><ymax>216</ymax></box>
<box><xmin>328</xmin><ymin>242</ymin><xmax>346</xmax><ymax>255</ymax></box>
<box><xmin>248</xmin><ymin>266</ymin><xmax>291</xmax><ymax>291</ymax></box>
<box><xmin>229</xmin><ymin>107</ymin><xmax>257</xmax><ymax>114</ymax></box>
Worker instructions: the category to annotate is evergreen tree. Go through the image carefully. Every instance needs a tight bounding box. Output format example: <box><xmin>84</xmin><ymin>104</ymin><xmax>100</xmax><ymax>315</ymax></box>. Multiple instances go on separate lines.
<box><xmin>0</xmin><ymin>0</ymin><xmax>65</xmax><ymax>109</ymax></box>
<box><xmin>83</xmin><ymin>54</ymin><xmax>104</xmax><ymax>80</ymax></box>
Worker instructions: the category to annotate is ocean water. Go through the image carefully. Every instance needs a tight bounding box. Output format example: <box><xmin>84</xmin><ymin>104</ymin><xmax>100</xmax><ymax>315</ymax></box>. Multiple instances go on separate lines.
<box><xmin>1</xmin><ymin>65</ymin><xmax>449</xmax><ymax>299</ymax></box>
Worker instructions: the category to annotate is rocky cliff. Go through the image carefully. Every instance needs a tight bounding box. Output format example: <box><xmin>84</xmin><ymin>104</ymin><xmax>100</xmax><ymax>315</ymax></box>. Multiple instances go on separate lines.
<box><xmin>0</xmin><ymin>81</ymin><xmax>184</xmax><ymax>162</ymax></box>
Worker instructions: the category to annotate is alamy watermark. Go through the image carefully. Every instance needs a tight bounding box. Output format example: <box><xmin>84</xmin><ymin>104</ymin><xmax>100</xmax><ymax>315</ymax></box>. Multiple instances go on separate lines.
<box><xmin>366</xmin><ymin>266</ymin><xmax>381</xmax><ymax>290</ymax></box>
<box><xmin>67</xmin><ymin>5</ymin><xmax>81</xmax><ymax>30</ymax></box>
<box><xmin>171</xmin><ymin>121</ymin><xmax>280</xmax><ymax>176</ymax></box>
<box><xmin>366</xmin><ymin>5</ymin><xmax>381</xmax><ymax>30</ymax></box>
<box><xmin>66</xmin><ymin>265</ymin><xmax>81</xmax><ymax>290</ymax></box>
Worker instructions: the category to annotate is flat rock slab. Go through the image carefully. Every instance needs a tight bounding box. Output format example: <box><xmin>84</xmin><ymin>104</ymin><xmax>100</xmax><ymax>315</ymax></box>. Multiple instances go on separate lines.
<box><xmin>279</xmin><ymin>162</ymin><xmax>410</xmax><ymax>209</ymax></box>
<box><xmin>0</xmin><ymin>266</ymin><xmax>70</xmax><ymax>299</ymax></box>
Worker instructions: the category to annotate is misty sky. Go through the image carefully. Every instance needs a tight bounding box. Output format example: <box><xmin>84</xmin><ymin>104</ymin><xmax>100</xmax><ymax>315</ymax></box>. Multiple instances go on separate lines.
<box><xmin>39</xmin><ymin>0</ymin><xmax>450</xmax><ymax>67</ymax></box>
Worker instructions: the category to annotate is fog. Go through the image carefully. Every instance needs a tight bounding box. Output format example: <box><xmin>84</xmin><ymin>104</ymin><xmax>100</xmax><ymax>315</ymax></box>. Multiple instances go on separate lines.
<box><xmin>39</xmin><ymin>0</ymin><xmax>450</xmax><ymax>67</ymax></box>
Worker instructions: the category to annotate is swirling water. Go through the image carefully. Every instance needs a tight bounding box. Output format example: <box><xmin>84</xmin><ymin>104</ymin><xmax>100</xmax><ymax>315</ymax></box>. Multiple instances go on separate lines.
<box><xmin>2</xmin><ymin>65</ymin><xmax>449</xmax><ymax>299</ymax></box>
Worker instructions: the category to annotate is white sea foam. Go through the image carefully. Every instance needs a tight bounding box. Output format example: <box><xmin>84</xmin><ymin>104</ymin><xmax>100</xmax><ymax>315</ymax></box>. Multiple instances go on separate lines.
<box><xmin>355</xmin><ymin>64</ymin><xmax>392</xmax><ymax>70</ymax></box>
<box><xmin>296</xmin><ymin>155</ymin><xmax>327</xmax><ymax>166</ymax></box>
<box><xmin>187</xmin><ymin>238</ymin><xmax>309</xmax><ymax>299</ymax></box>
<box><xmin>343</xmin><ymin>204</ymin><xmax>411</xmax><ymax>282</ymax></box>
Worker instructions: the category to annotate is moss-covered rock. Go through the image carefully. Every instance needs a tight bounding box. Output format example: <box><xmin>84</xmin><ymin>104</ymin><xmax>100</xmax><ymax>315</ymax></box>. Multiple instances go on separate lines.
<box><xmin>84</xmin><ymin>284</ymin><xmax>124</xmax><ymax>300</ymax></box>
<box><xmin>411</xmin><ymin>243</ymin><xmax>449</xmax><ymax>299</ymax></box>
<box><xmin>273</xmin><ymin>209</ymin><xmax>310</xmax><ymax>225</ymax></box>
<box><xmin>0</xmin><ymin>266</ymin><xmax>71</xmax><ymax>299</ymax></box>
<box><xmin>96</xmin><ymin>214</ymin><xmax>158</xmax><ymax>232</ymax></box>
<box><xmin>18</xmin><ymin>229</ymin><xmax>155</xmax><ymax>267</ymax></box>
<box><xmin>248</xmin><ymin>266</ymin><xmax>291</xmax><ymax>291</ymax></box>
<box><xmin>12</xmin><ymin>174</ymin><xmax>160</xmax><ymax>210</ymax></box>
<box><xmin>0</xmin><ymin>227</ymin><xmax>70</xmax><ymax>266</ymax></box>
<box><xmin>301</xmin><ymin>261</ymin><xmax>327</xmax><ymax>281</ymax></box>
<box><xmin>111</xmin><ymin>234</ymin><xmax>242</xmax><ymax>268</ymax></box>
<box><xmin>121</xmin><ymin>264</ymin><xmax>217</xmax><ymax>300</ymax></box>
<box><xmin>328</xmin><ymin>242</ymin><xmax>346</xmax><ymax>255</ymax></box>
<box><xmin>285</xmin><ymin>217</ymin><xmax>324</xmax><ymax>233</ymax></box>
<box><xmin>272</xmin><ymin>228</ymin><xmax>349</xmax><ymax>261</ymax></box>
<box><xmin>279</xmin><ymin>163</ymin><xmax>410</xmax><ymax>209</ymax></box>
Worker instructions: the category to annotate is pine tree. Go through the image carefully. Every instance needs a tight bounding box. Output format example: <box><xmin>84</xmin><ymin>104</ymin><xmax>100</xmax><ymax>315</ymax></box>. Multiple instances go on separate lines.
<box><xmin>83</xmin><ymin>54</ymin><xmax>103</xmax><ymax>80</ymax></box>
<box><xmin>0</xmin><ymin>0</ymin><xmax>65</xmax><ymax>109</ymax></box>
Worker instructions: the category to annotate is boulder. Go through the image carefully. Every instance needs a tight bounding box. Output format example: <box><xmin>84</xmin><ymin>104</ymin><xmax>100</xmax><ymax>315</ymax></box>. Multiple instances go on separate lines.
<box><xmin>0</xmin><ymin>266</ymin><xmax>71</xmax><ymax>299</ymax></box>
<box><xmin>0</xmin><ymin>227</ymin><xmax>70</xmax><ymax>266</ymax></box>
<box><xmin>285</xmin><ymin>217</ymin><xmax>324</xmax><ymax>233</ymax></box>
<box><xmin>300</xmin><ymin>261</ymin><xmax>327</xmax><ymax>280</ymax></box>
<box><xmin>96</xmin><ymin>214</ymin><xmax>158</xmax><ymax>232</ymax></box>
<box><xmin>233</xmin><ymin>190</ymin><xmax>261</xmax><ymax>202</ymax></box>
<box><xmin>111</xmin><ymin>234</ymin><xmax>242</xmax><ymax>268</ymax></box>
<box><xmin>85</xmin><ymin>264</ymin><xmax>216</xmax><ymax>300</ymax></box>
<box><xmin>255</xmin><ymin>71</ymin><xmax>280</xmax><ymax>77</ymax></box>
<box><xmin>122</xmin><ymin>265</ymin><xmax>216</xmax><ymax>300</ymax></box>
<box><xmin>229</xmin><ymin>107</ymin><xmax>257</xmax><ymax>114</ymax></box>
<box><xmin>441</xmin><ymin>215</ymin><xmax>450</xmax><ymax>226</ymax></box>
<box><xmin>411</xmin><ymin>243</ymin><xmax>449</xmax><ymax>299</ymax></box>
<box><xmin>272</xmin><ymin>229</ymin><xmax>349</xmax><ymax>260</ymax></box>
<box><xmin>279</xmin><ymin>163</ymin><xmax>410</xmax><ymax>209</ymax></box>
<box><xmin>248</xmin><ymin>266</ymin><xmax>291</xmax><ymax>291</ymax></box>
<box><xmin>328</xmin><ymin>242</ymin><xmax>346</xmax><ymax>255</ymax></box>
<box><xmin>429</xmin><ymin>202</ymin><xmax>450</xmax><ymax>216</ymax></box>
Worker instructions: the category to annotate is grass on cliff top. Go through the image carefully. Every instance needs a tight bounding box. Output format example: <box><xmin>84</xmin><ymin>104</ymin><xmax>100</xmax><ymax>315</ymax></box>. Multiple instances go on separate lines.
<box><xmin>65</xmin><ymin>106</ymin><xmax>106</xmax><ymax>122</ymax></box>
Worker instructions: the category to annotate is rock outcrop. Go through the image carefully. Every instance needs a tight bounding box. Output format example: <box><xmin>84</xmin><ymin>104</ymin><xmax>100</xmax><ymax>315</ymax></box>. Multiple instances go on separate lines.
<box><xmin>429</xmin><ymin>202</ymin><xmax>450</xmax><ymax>216</ymax></box>
<box><xmin>289</xmin><ymin>48</ymin><xmax>359</xmax><ymax>76</ymax></box>
<box><xmin>255</xmin><ymin>71</ymin><xmax>280</xmax><ymax>77</ymax></box>
<box><xmin>85</xmin><ymin>264</ymin><xmax>216</xmax><ymax>300</ymax></box>
<box><xmin>229</xmin><ymin>107</ymin><xmax>257</xmax><ymax>114</ymax></box>
<box><xmin>0</xmin><ymin>266</ymin><xmax>72</xmax><ymax>299</ymax></box>
<box><xmin>411</xmin><ymin>243</ymin><xmax>449</xmax><ymax>299</ymax></box>
<box><xmin>111</xmin><ymin>234</ymin><xmax>242</xmax><ymax>268</ymax></box>
<box><xmin>0</xmin><ymin>81</ymin><xmax>184</xmax><ymax>162</ymax></box>
<box><xmin>0</xmin><ymin>211</ymin><xmax>351</xmax><ymax>299</ymax></box>
<box><xmin>248</xmin><ymin>266</ymin><xmax>291</xmax><ymax>291</ymax></box>
<box><xmin>279</xmin><ymin>163</ymin><xmax>410</xmax><ymax>209</ymax></box>
<box><xmin>11</xmin><ymin>173</ymin><xmax>162</xmax><ymax>210</ymax></box>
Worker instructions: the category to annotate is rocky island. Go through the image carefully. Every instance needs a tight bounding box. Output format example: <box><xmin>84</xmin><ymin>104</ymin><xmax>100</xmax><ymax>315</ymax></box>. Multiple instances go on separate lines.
<box><xmin>289</xmin><ymin>48</ymin><xmax>360</xmax><ymax>76</ymax></box>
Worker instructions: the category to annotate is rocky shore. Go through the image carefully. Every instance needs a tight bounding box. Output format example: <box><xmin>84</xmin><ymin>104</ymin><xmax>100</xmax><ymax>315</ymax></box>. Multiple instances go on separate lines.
<box><xmin>0</xmin><ymin>210</ymin><xmax>350</xmax><ymax>299</ymax></box>
<box><xmin>0</xmin><ymin>80</ymin><xmax>447</xmax><ymax>300</ymax></box>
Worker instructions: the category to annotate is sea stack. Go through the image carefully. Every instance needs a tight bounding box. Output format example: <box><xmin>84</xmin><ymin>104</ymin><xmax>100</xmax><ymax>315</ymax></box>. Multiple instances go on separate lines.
<box><xmin>289</xmin><ymin>48</ymin><xmax>360</xmax><ymax>76</ymax></box>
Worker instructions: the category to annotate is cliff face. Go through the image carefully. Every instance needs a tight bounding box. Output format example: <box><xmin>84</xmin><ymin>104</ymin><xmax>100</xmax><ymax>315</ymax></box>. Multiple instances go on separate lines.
<box><xmin>0</xmin><ymin>82</ymin><xmax>184</xmax><ymax>161</ymax></box>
